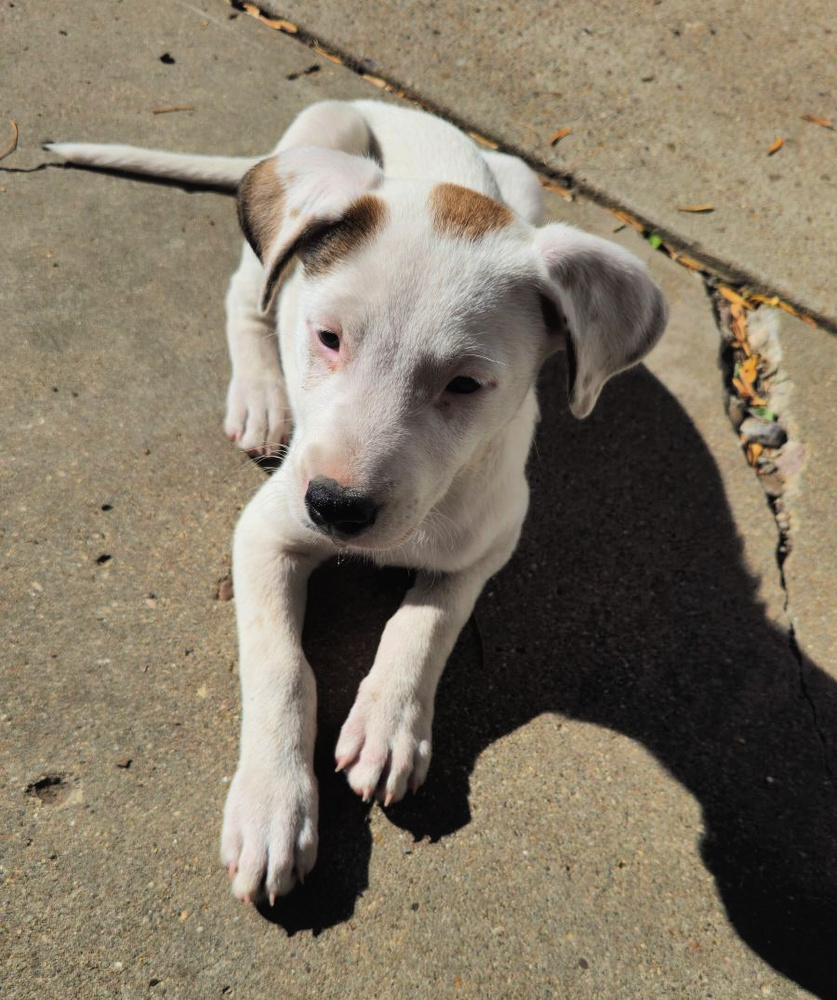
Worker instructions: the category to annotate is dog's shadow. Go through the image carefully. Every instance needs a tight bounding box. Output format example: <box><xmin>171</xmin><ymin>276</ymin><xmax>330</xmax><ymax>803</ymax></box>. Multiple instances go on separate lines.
<box><xmin>260</xmin><ymin>359</ymin><xmax>837</xmax><ymax>999</ymax></box>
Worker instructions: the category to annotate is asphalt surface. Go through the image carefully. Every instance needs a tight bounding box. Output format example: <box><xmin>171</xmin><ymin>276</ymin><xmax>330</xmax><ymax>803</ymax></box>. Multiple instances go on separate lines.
<box><xmin>2</xmin><ymin>1</ymin><xmax>836</xmax><ymax>998</ymax></box>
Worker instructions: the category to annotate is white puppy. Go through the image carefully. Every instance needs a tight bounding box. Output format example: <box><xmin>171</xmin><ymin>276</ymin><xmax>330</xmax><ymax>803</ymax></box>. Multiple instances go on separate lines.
<box><xmin>47</xmin><ymin>99</ymin><xmax>667</xmax><ymax>903</ymax></box>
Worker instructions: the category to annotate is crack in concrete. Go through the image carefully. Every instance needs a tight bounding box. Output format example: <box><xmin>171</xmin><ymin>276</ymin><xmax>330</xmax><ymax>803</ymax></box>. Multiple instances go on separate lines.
<box><xmin>0</xmin><ymin>162</ymin><xmax>57</xmax><ymax>175</ymax></box>
<box><xmin>786</xmin><ymin>604</ymin><xmax>834</xmax><ymax>781</ymax></box>
<box><xmin>712</xmin><ymin>291</ymin><xmax>834</xmax><ymax>780</ymax></box>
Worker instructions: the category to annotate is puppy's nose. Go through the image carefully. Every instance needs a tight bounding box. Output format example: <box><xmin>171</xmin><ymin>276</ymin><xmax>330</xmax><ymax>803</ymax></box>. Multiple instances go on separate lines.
<box><xmin>305</xmin><ymin>478</ymin><xmax>378</xmax><ymax>537</ymax></box>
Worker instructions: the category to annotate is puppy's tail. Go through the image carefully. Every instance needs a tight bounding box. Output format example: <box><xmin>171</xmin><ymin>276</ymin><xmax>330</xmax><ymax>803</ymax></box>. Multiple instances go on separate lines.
<box><xmin>43</xmin><ymin>142</ymin><xmax>263</xmax><ymax>189</ymax></box>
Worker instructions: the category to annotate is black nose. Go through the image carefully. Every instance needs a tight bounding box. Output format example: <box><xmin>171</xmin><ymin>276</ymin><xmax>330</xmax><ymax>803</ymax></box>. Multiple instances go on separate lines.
<box><xmin>305</xmin><ymin>478</ymin><xmax>379</xmax><ymax>537</ymax></box>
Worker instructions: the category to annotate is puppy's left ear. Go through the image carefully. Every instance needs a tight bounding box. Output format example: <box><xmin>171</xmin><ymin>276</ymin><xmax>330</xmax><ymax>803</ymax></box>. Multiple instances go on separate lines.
<box><xmin>534</xmin><ymin>223</ymin><xmax>668</xmax><ymax>418</ymax></box>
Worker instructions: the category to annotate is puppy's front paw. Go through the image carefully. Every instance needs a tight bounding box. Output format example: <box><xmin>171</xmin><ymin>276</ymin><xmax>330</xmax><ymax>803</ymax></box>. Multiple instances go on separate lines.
<box><xmin>335</xmin><ymin>681</ymin><xmax>433</xmax><ymax>806</ymax></box>
<box><xmin>224</xmin><ymin>374</ymin><xmax>292</xmax><ymax>457</ymax></box>
<box><xmin>220</xmin><ymin>761</ymin><xmax>318</xmax><ymax>903</ymax></box>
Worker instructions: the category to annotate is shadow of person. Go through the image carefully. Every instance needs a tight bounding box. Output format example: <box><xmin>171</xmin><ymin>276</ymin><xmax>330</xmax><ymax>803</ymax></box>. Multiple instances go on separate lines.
<box><xmin>261</xmin><ymin>358</ymin><xmax>837</xmax><ymax>999</ymax></box>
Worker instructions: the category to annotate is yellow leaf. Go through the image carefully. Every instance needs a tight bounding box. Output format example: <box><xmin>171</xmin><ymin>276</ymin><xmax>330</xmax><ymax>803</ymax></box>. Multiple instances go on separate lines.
<box><xmin>361</xmin><ymin>74</ymin><xmax>390</xmax><ymax>89</ymax></box>
<box><xmin>718</xmin><ymin>286</ymin><xmax>753</xmax><ymax>309</ymax></box>
<box><xmin>766</xmin><ymin>137</ymin><xmax>784</xmax><ymax>155</ymax></box>
<box><xmin>746</xmin><ymin>442</ymin><xmax>763</xmax><ymax>465</ymax></box>
<box><xmin>672</xmin><ymin>254</ymin><xmax>704</xmax><ymax>271</ymax></box>
<box><xmin>611</xmin><ymin>209</ymin><xmax>644</xmax><ymax>232</ymax></box>
<box><xmin>539</xmin><ymin>178</ymin><xmax>573</xmax><ymax>201</ymax></box>
<box><xmin>738</xmin><ymin>355</ymin><xmax>759</xmax><ymax>386</ymax></box>
<box><xmin>801</xmin><ymin>113</ymin><xmax>835</xmax><ymax>130</ymax></box>
<box><xmin>548</xmin><ymin>126</ymin><xmax>572</xmax><ymax>145</ymax></box>
<box><xmin>467</xmin><ymin>132</ymin><xmax>500</xmax><ymax>150</ymax></box>
<box><xmin>677</xmin><ymin>203</ymin><xmax>715</xmax><ymax>213</ymax></box>
<box><xmin>732</xmin><ymin>377</ymin><xmax>765</xmax><ymax>405</ymax></box>
<box><xmin>312</xmin><ymin>45</ymin><xmax>343</xmax><ymax>64</ymax></box>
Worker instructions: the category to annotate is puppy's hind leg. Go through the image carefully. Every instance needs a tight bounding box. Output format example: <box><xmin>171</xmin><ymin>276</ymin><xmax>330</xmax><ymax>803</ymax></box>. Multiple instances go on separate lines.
<box><xmin>481</xmin><ymin>149</ymin><xmax>545</xmax><ymax>225</ymax></box>
<box><xmin>224</xmin><ymin>242</ymin><xmax>291</xmax><ymax>456</ymax></box>
<box><xmin>275</xmin><ymin>100</ymin><xmax>374</xmax><ymax>159</ymax></box>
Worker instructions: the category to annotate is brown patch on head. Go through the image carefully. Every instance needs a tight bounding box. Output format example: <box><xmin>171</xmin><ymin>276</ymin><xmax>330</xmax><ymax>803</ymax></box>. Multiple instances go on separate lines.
<box><xmin>237</xmin><ymin>157</ymin><xmax>285</xmax><ymax>262</ymax></box>
<box><xmin>299</xmin><ymin>194</ymin><xmax>389</xmax><ymax>276</ymax></box>
<box><xmin>429</xmin><ymin>183</ymin><xmax>513</xmax><ymax>241</ymax></box>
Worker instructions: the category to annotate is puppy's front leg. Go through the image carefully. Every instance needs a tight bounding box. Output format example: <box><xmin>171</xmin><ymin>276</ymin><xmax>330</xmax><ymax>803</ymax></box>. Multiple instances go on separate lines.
<box><xmin>336</xmin><ymin>542</ymin><xmax>516</xmax><ymax>805</ymax></box>
<box><xmin>221</xmin><ymin>483</ymin><xmax>325</xmax><ymax>902</ymax></box>
<box><xmin>224</xmin><ymin>242</ymin><xmax>291</xmax><ymax>456</ymax></box>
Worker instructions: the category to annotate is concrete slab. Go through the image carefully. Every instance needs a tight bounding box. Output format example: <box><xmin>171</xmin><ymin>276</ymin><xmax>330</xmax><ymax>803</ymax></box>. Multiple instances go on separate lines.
<box><xmin>261</xmin><ymin>0</ymin><xmax>837</xmax><ymax>328</ymax></box>
<box><xmin>3</xmin><ymin>2</ymin><xmax>837</xmax><ymax>999</ymax></box>
<box><xmin>775</xmin><ymin>315</ymin><xmax>837</xmax><ymax>673</ymax></box>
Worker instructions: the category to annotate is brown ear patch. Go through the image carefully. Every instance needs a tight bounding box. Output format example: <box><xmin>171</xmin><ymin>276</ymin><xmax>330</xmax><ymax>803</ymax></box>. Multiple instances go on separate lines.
<box><xmin>237</xmin><ymin>157</ymin><xmax>285</xmax><ymax>262</ymax></box>
<box><xmin>258</xmin><ymin>193</ymin><xmax>389</xmax><ymax>312</ymax></box>
<box><xmin>429</xmin><ymin>182</ymin><xmax>513</xmax><ymax>240</ymax></box>
<box><xmin>300</xmin><ymin>194</ymin><xmax>389</xmax><ymax>276</ymax></box>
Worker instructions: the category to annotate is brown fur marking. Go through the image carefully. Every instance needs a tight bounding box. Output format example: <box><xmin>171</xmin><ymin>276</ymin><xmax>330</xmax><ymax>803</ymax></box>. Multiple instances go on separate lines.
<box><xmin>301</xmin><ymin>194</ymin><xmax>389</xmax><ymax>275</ymax></box>
<box><xmin>429</xmin><ymin>183</ymin><xmax>513</xmax><ymax>240</ymax></box>
<box><xmin>237</xmin><ymin>157</ymin><xmax>285</xmax><ymax>262</ymax></box>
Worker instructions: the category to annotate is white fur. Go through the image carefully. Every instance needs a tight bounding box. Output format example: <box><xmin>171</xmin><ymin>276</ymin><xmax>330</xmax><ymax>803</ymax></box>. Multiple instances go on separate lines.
<box><xmin>47</xmin><ymin>100</ymin><xmax>668</xmax><ymax>903</ymax></box>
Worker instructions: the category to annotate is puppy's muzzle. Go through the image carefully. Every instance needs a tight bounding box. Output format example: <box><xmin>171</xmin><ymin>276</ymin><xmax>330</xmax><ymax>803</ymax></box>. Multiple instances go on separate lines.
<box><xmin>305</xmin><ymin>477</ymin><xmax>379</xmax><ymax>539</ymax></box>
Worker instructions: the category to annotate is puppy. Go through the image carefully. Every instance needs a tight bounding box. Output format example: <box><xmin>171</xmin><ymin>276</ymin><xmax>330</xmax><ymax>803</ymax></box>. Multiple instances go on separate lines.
<box><xmin>47</xmin><ymin>99</ymin><xmax>667</xmax><ymax>903</ymax></box>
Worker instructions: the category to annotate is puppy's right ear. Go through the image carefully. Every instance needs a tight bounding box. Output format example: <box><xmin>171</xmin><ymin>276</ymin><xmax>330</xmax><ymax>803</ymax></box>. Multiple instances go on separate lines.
<box><xmin>237</xmin><ymin>147</ymin><xmax>384</xmax><ymax>311</ymax></box>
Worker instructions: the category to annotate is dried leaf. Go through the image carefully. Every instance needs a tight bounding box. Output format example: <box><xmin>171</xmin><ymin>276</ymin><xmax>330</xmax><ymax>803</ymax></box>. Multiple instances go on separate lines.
<box><xmin>731</xmin><ymin>313</ymin><xmax>749</xmax><ymax>347</ymax></box>
<box><xmin>717</xmin><ymin>285</ymin><xmax>753</xmax><ymax>310</ymax></box>
<box><xmin>611</xmin><ymin>209</ymin><xmax>644</xmax><ymax>232</ymax></box>
<box><xmin>242</xmin><ymin>3</ymin><xmax>297</xmax><ymax>31</ymax></box>
<box><xmin>766</xmin><ymin>137</ymin><xmax>785</xmax><ymax>155</ymax></box>
<box><xmin>361</xmin><ymin>74</ymin><xmax>390</xmax><ymax>89</ymax></box>
<box><xmin>732</xmin><ymin>377</ymin><xmax>766</xmax><ymax>404</ymax></box>
<box><xmin>467</xmin><ymin>131</ymin><xmax>500</xmax><ymax>150</ymax></box>
<box><xmin>746</xmin><ymin>442</ymin><xmax>763</xmax><ymax>465</ymax></box>
<box><xmin>548</xmin><ymin>126</ymin><xmax>572</xmax><ymax>145</ymax></box>
<box><xmin>151</xmin><ymin>105</ymin><xmax>195</xmax><ymax>115</ymax></box>
<box><xmin>738</xmin><ymin>355</ymin><xmax>759</xmax><ymax>387</ymax></box>
<box><xmin>311</xmin><ymin>45</ymin><xmax>343</xmax><ymax>64</ymax></box>
<box><xmin>801</xmin><ymin>113</ymin><xmax>834</xmax><ymax>130</ymax></box>
<box><xmin>775</xmin><ymin>299</ymin><xmax>803</xmax><ymax>318</ymax></box>
<box><xmin>539</xmin><ymin>178</ymin><xmax>573</xmax><ymax>201</ymax></box>
<box><xmin>672</xmin><ymin>253</ymin><xmax>704</xmax><ymax>271</ymax></box>
<box><xmin>260</xmin><ymin>15</ymin><xmax>298</xmax><ymax>31</ymax></box>
<box><xmin>677</xmin><ymin>203</ymin><xmax>715</xmax><ymax>213</ymax></box>
<box><xmin>0</xmin><ymin>119</ymin><xmax>18</xmax><ymax>161</ymax></box>
<box><xmin>223</xmin><ymin>0</ymin><xmax>297</xmax><ymax>32</ymax></box>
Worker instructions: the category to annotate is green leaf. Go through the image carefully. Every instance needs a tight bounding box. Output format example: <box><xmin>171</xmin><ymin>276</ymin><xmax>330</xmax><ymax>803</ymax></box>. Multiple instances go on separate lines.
<box><xmin>750</xmin><ymin>406</ymin><xmax>777</xmax><ymax>421</ymax></box>
<box><xmin>648</xmin><ymin>233</ymin><xmax>663</xmax><ymax>249</ymax></box>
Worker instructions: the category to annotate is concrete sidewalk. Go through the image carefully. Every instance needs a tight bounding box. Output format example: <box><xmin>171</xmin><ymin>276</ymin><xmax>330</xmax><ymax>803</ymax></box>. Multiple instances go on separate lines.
<box><xmin>2</xmin><ymin>1</ymin><xmax>836</xmax><ymax>998</ymax></box>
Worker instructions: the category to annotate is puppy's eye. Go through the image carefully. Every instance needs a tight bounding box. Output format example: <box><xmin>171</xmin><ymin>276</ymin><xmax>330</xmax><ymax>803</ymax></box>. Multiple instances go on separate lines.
<box><xmin>446</xmin><ymin>376</ymin><xmax>481</xmax><ymax>394</ymax></box>
<box><xmin>318</xmin><ymin>329</ymin><xmax>340</xmax><ymax>351</ymax></box>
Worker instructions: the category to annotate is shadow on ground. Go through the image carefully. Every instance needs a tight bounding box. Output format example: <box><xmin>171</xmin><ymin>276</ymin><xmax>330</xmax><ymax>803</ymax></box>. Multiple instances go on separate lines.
<box><xmin>259</xmin><ymin>358</ymin><xmax>837</xmax><ymax>999</ymax></box>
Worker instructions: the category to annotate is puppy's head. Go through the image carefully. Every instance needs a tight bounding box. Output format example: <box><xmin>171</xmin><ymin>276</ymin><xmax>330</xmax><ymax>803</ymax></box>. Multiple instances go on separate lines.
<box><xmin>237</xmin><ymin>148</ymin><xmax>668</xmax><ymax>550</ymax></box>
